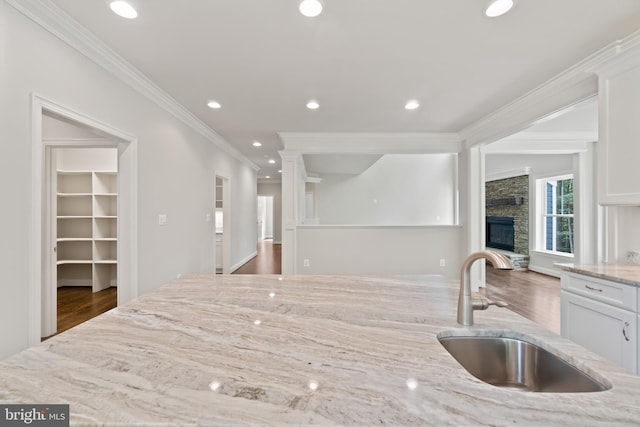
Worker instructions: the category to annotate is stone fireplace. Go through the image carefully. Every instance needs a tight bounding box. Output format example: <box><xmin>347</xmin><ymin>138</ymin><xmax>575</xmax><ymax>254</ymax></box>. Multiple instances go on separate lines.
<box><xmin>485</xmin><ymin>175</ymin><xmax>529</xmax><ymax>269</ymax></box>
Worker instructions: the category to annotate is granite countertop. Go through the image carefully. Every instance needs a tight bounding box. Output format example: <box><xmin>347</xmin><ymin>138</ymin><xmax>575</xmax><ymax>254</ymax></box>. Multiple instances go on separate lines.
<box><xmin>2</xmin><ymin>274</ymin><xmax>640</xmax><ymax>426</ymax></box>
<box><xmin>556</xmin><ymin>263</ymin><xmax>640</xmax><ymax>286</ymax></box>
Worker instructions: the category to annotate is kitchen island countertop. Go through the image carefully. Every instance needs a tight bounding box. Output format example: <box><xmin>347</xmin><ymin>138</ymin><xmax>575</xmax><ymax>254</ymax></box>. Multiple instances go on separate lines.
<box><xmin>2</xmin><ymin>274</ymin><xmax>640</xmax><ymax>426</ymax></box>
<box><xmin>556</xmin><ymin>263</ymin><xmax>640</xmax><ymax>286</ymax></box>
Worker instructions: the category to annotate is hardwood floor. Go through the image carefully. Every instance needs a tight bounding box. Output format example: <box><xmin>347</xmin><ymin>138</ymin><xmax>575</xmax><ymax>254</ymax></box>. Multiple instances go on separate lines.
<box><xmin>232</xmin><ymin>239</ymin><xmax>282</xmax><ymax>274</ymax></box>
<box><xmin>50</xmin><ymin>286</ymin><xmax>117</xmax><ymax>338</ymax></box>
<box><xmin>484</xmin><ymin>268</ymin><xmax>561</xmax><ymax>334</ymax></box>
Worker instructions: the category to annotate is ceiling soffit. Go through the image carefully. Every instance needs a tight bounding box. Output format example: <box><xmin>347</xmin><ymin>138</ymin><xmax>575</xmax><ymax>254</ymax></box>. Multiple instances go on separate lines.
<box><xmin>279</xmin><ymin>132</ymin><xmax>463</xmax><ymax>154</ymax></box>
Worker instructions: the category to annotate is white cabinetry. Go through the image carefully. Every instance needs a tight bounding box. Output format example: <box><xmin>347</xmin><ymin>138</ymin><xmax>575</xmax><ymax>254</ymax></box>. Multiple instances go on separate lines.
<box><xmin>561</xmin><ymin>272</ymin><xmax>637</xmax><ymax>373</ymax></box>
<box><xmin>594</xmin><ymin>45</ymin><xmax>640</xmax><ymax>205</ymax></box>
<box><xmin>57</xmin><ymin>171</ymin><xmax>117</xmax><ymax>292</ymax></box>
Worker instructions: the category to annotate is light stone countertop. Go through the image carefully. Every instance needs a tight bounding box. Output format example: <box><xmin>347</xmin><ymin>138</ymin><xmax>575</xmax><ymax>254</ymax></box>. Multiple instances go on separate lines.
<box><xmin>2</xmin><ymin>274</ymin><xmax>640</xmax><ymax>426</ymax></box>
<box><xmin>556</xmin><ymin>263</ymin><xmax>640</xmax><ymax>286</ymax></box>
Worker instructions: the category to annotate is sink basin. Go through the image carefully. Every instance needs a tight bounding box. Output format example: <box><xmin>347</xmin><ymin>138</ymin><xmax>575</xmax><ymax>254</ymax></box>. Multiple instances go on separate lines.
<box><xmin>438</xmin><ymin>335</ymin><xmax>610</xmax><ymax>392</ymax></box>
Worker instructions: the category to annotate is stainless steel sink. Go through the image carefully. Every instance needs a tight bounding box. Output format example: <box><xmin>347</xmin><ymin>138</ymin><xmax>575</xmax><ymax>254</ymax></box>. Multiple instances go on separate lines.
<box><xmin>438</xmin><ymin>335</ymin><xmax>610</xmax><ymax>392</ymax></box>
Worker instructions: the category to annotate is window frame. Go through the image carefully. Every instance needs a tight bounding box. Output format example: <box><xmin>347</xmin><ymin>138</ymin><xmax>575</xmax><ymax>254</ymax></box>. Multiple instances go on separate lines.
<box><xmin>536</xmin><ymin>173</ymin><xmax>575</xmax><ymax>256</ymax></box>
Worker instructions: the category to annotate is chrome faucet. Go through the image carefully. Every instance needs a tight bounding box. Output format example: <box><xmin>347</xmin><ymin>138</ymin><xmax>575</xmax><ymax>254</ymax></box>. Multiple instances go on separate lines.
<box><xmin>457</xmin><ymin>250</ymin><xmax>514</xmax><ymax>326</ymax></box>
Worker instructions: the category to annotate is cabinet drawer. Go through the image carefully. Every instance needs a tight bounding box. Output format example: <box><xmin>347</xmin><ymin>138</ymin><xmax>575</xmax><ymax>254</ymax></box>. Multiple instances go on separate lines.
<box><xmin>562</xmin><ymin>272</ymin><xmax>637</xmax><ymax>311</ymax></box>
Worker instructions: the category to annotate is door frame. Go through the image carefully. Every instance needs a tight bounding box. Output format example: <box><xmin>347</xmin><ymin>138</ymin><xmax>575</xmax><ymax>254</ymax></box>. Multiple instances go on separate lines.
<box><xmin>31</xmin><ymin>94</ymin><xmax>138</xmax><ymax>342</ymax></box>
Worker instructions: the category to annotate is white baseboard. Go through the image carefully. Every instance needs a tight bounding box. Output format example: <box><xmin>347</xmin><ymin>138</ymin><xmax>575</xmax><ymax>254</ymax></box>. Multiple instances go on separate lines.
<box><xmin>231</xmin><ymin>251</ymin><xmax>258</xmax><ymax>273</ymax></box>
<box><xmin>527</xmin><ymin>265</ymin><xmax>561</xmax><ymax>278</ymax></box>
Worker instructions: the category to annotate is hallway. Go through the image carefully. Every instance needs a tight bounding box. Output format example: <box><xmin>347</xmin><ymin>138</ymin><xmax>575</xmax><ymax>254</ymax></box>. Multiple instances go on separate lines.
<box><xmin>232</xmin><ymin>239</ymin><xmax>282</xmax><ymax>274</ymax></box>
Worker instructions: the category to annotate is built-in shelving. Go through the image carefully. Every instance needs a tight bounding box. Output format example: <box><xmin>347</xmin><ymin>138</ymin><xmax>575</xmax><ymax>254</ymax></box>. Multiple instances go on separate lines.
<box><xmin>56</xmin><ymin>170</ymin><xmax>117</xmax><ymax>291</ymax></box>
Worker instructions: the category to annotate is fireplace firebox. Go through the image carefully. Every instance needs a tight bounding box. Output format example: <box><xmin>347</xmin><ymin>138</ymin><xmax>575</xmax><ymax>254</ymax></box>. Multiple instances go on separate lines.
<box><xmin>486</xmin><ymin>216</ymin><xmax>515</xmax><ymax>252</ymax></box>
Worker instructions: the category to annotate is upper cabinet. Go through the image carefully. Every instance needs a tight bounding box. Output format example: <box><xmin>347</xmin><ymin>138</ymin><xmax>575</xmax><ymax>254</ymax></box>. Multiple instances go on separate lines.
<box><xmin>595</xmin><ymin>45</ymin><xmax>640</xmax><ymax>205</ymax></box>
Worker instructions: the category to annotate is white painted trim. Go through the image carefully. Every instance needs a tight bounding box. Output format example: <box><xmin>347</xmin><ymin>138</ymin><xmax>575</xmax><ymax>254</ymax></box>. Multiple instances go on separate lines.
<box><xmin>279</xmin><ymin>132</ymin><xmax>463</xmax><ymax>154</ymax></box>
<box><xmin>31</xmin><ymin>93</ymin><xmax>138</xmax><ymax>344</ymax></box>
<box><xmin>527</xmin><ymin>265</ymin><xmax>562</xmax><ymax>278</ymax></box>
<box><xmin>483</xmin><ymin>140</ymin><xmax>593</xmax><ymax>155</ymax></box>
<box><xmin>485</xmin><ymin>167</ymin><xmax>531</xmax><ymax>182</ymax></box>
<box><xmin>7</xmin><ymin>0</ymin><xmax>258</xmax><ymax>172</ymax></box>
<box><xmin>230</xmin><ymin>251</ymin><xmax>258</xmax><ymax>273</ymax></box>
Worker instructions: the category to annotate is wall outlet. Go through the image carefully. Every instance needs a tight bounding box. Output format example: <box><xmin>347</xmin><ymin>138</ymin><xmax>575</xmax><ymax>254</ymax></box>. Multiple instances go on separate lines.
<box><xmin>303</xmin><ymin>259</ymin><xmax>310</xmax><ymax>267</ymax></box>
<box><xmin>627</xmin><ymin>250</ymin><xmax>640</xmax><ymax>264</ymax></box>
<box><xmin>158</xmin><ymin>214</ymin><xmax>168</xmax><ymax>226</ymax></box>
<box><xmin>439</xmin><ymin>259</ymin><xmax>446</xmax><ymax>267</ymax></box>
<box><xmin>205</xmin><ymin>213</ymin><xmax>212</xmax><ymax>222</ymax></box>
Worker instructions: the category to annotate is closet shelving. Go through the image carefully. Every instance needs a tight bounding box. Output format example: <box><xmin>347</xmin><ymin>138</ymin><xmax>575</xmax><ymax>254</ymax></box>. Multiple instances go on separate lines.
<box><xmin>56</xmin><ymin>170</ymin><xmax>117</xmax><ymax>292</ymax></box>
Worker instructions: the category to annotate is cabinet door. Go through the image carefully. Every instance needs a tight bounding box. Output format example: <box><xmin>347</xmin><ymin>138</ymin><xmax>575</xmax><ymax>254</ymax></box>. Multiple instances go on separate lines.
<box><xmin>561</xmin><ymin>290</ymin><xmax>636</xmax><ymax>374</ymax></box>
<box><xmin>597</xmin><ymin>56</ymin><xmax>640</xmax><ymax>205</ymax></box>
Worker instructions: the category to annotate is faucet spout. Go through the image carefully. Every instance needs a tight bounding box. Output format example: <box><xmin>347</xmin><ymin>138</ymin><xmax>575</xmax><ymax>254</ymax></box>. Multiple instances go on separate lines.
<box><xmin>457</xmin><ymin>250</ymin><xmax>514</xmax><ymax>326</ymax></box>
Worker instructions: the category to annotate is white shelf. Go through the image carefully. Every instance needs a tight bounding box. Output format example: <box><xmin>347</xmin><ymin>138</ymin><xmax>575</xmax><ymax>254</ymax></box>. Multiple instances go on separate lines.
<box><xmin>57</xmin><ymin>260</ymin><xmax>93</xmax><ymax>265</ymax></box>
<box><xmin>56</xmin><ymin>169</ymin><xmax>118</xmax><ymax>292</ymax></box>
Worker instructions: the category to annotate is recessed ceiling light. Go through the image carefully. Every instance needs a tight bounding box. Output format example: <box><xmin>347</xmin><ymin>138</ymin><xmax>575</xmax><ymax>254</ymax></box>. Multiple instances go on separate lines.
<box><xmin>299</xmin><ymin>0</ymin><xmax>323</xmax><ymax>17</ymax></box>
<box><xmin>109</xmin><ymin>1</ymin><xmax>138</xmax><ymax>19</ymax></box>
<box><xmin>306</xmin><ymin>100</ymin><xmax>320</xmax><ymax>110</ymax></box>
<box><xmin>265</xmin><ymin>176</ymin><xmax>271</xmax><ymax>179</ymax></box>
<box><xmin>207</xmin><ymin>100</ymin><xmax>221</xmax><ymax>109</ymax></box>
<box><xmin>268</xmin><ymin>159</ymin><xmax>276</xmax><ymax>164</ymax></box>
<box><xmin>252</xmin><ymin>141</ymin><xmax>262</xmax><ymax>147</ymax></box>
<box><xmin>405</xmin><ymin>100</ymin><xmax>420</xmax><ymax>110</ymax></box>
<box><xmin>485</xmin><ymin>0</ymin><xmax>514</xmax><ymax>17</ymax></box>
<box><xmin>278</xmin><ymin>170</ymin><xmax>282</xmax><ymax>173</ymax></box>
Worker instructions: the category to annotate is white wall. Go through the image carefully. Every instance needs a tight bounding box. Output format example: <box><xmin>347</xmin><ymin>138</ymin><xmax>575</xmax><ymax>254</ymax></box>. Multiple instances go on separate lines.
<box><xmin>314</xmin><ymin>154</ymin><xmax>457</xmax><ymax>225</ymax></box>
<box><xmin>0</xmin><ymin>4</ymin><xmax>257</xmax><ymax>359</ymax></box>
<box><xmin>297</xmin><ymin>225</ymin><xmax>463</xmax><ymax>278</ymax></box>
<box><xmin>257</xmin><ymin>182</ymin><xmax>282</xmax><ymax>243</ymax></box>
<box><xmin>609</xmin><ymin>206</ymin><xmax>640</xmax><ymax>263</ymax></box>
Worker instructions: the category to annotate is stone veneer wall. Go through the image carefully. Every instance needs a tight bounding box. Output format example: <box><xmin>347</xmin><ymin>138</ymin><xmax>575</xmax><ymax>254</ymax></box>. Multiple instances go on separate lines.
<box><xmin>485</xmin><ymin>175</ymin><xmax>529</xmax><ymax>256</ymax></box>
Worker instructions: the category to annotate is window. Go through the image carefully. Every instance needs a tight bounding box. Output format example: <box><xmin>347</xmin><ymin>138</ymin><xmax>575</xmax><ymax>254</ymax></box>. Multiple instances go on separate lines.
<box><xmin>539</xmin><ymin>175</ymin><xmax>574</xmax><ymax>254</ymax></box>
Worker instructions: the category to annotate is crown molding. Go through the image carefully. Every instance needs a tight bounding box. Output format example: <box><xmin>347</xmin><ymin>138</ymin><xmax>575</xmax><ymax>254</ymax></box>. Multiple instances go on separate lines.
<box><xmin>6</xmin><ymin>0</ymin><xmax>258</xmax><ymax>171</ymax></box>
<box><xmin>485</xmin><ymin>167</ymin><xmax>531</xmax><ymax>182</ymax></box>
<box><xmin>461</xmin><ymin>30</ymin><xmax>640</xmax><ymax>148</ymax></box>
<box><xmin>278</xmin><ymin>132</ymin><xmax>463</xmax><ymax>154</ymax></box>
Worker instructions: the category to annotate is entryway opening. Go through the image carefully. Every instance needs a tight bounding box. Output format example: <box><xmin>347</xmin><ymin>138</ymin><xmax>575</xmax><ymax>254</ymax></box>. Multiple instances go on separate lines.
<box><xmin>215</xmin><ymin>174</ymin><xmax>231</xmax><ymax>274</ymax></box>
<box><xmin>257</xmin><ymin>195</ymin><xmax>274</xmax><ymax>242</ymax></box>
<box><xmin>51</xmin><ymin>145</ymin><xmax>118</xmax><ymax>336</ymax></box>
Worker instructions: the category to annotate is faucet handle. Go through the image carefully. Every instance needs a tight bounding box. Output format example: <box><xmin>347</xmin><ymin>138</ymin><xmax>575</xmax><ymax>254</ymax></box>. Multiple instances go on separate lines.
<box><xmin>487</xmin><ymin>298</ymin><xmax>509</xmax><ymax>308</ymax></box>
<box><xmin>472</xmin><ymin>296</ymin><xmax>509</xmax><ymax>310</ymax></box>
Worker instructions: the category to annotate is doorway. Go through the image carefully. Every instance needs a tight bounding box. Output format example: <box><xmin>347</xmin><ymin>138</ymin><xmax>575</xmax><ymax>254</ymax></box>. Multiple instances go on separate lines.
<box><xmin>215</xmin><ymin>174</ymin><xmax>231</xmax><ymax>274</ymax></box>
<box><xmin>49</xmin><ymin>145</ymin><xmax>119</xmax><ymax>336</ymax></box>
<box><xmin>33</xmin><ymin>95</ymin><xmax>137</xmax><ymax>344</ymax></box>
<box><xmin>257</xmin><ymin>196</ymin><xmax>274</xmax><ymax>242</ymax></box>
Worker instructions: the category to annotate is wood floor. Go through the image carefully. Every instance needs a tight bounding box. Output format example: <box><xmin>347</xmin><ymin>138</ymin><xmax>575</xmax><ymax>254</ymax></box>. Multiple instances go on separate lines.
<box><xmin>484</xmin><ymin>268</ymin><xmax>561</xmax><ymax>334</ymax></box>
<box><xmin>51</xmin><ymin>286</ymin><xmax>118</xmax><ymax>337</ymax></box>
<box><xmin>232</xmin><ymin>239</ymin><xmax>282</xmax><ymax>274</ymax></box>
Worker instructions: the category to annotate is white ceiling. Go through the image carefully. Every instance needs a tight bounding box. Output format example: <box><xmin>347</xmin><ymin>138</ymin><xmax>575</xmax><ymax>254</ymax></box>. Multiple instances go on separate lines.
<box><xmin>49</xmin><ymin>0</ymin><xmax>640</xmax><ymax>178</ymax></box>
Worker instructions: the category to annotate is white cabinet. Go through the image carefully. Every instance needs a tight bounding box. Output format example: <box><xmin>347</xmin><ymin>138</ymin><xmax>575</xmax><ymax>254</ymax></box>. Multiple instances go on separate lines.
<box><xmin>57</xmin><ymin>171</ymin><xmax>117</xmax><ymax>292</ymax></box>
<box><xmin>561</xmin><ymin>272</ymin><xmax>637</xmax><ymax>374</ymax></box>
<box><xmin>594</xmin><ymin>45</ymin><xmax>640</xmax><ymax>205</ymax></box>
